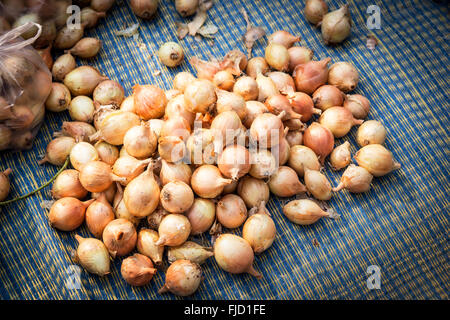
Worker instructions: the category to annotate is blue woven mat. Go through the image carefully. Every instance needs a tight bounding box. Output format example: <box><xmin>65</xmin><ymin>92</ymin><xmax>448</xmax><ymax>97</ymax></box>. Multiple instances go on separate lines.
<box><xmin>0</xmin><ymin>0</ymin><xmax>448</xmax><ymax>300</ymax></box>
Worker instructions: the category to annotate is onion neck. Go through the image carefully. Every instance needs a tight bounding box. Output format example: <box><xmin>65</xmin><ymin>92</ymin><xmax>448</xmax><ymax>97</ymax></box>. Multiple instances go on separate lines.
<box><xmin>332</xmin><ymin>182</ymin><xmax>344</xmax><ymax>192</ymax></box>
<box><xmin>246</xmin><ymin>265</ymin><xmax>262</xmax><ymax>279</ymax></box>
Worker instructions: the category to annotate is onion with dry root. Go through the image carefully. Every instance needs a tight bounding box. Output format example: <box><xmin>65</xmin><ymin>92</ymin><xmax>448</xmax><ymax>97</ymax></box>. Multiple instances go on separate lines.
<box><xmin>133</xmin><ymin>84</ymin><xmax>167</xmax><ymax>120</ymax></box>
<box><xmin>328</xmin><ymin>62</ymin><xmax>359</xmax><ymax>92</ymax></box>
<box><xmin>246</xmin><ymin>57</ymin><xmax>269</xmax><ymax>79</ymax></box>
<box><xmin>356</xmin><ymin>120</ymin><xmax>386</xmax><ymax>147</ymax></box>
<box><xmin>249</xmin><ymin>149</ymin><xmax>277</xmax><ymax>179</ymax></box>
<box><xmin>312</xmin><ymin>85</ymin><xmax>344</xmax><ymax>111</ymax></box>
<box><xmin>213</xmin><ymin>70</ymin><xmax>235</xmax><ymax>91</ymax></box>
<box><xmin>158</xmin><ymin>42</ymin><xmax>184</xmax><ymax>67</ymax></box>
<box><xmin>233</xmin><ymin>76</ymin><xmax>258</xmax><ymax>101</ymax></box>
<box><xmin>268</xmin><ymin>166</ymin><xmax>307</xmax><ymax>197</ymax></box>
<box><xmin>184</xmin><ymin>79</ymin><xmax>216</xmax><ymax>115</ymax></box>
<box><xmin>355</xmin><ymin>144</ymin><xmax>401</xmax><ymax>177</ymax></box>
<box><xmin>214</xmin><ymin>234</ymin><xmax>262</xmax><ymax>278</ymax></box>
<box><xmin>330</xmin><ymin>141</ymin><xmax>351</xmax><ymax>170</ymax></box>
<box><xmin>344</xmin><ymin>94</ymin><xmax>370</xmax><ymax>119</ymax></box>
<box><xmin>191</xmin><ymin>165</ymin><xmax>233</xmax><ymax>198</ymax></box>
<box><xmin>185</xmin><ymin>198</ymin><xmax>216</xmax><ymax>235</ymax></box>
<box><xmin>167</xmin><ymin>241</ymin><xmax>214</xmax><ymax>264</ymax></box>
<box><xmin>137</xmin><ymin>228</ymin><xmax>164</xmax><ymax>266</ymax></box>
<box><xmin>216</xmin><ymin>194</ymin><xmax>248</xmax><ymax>229</ymax></box>
<box><xmin>156</xmin><ymin>214</ymin><xmax>191</xmax><ymax>246</ymax></box>
<box><xmin>293</xmin><ymin>58</ymin><xmax>331</xmax><ymax>95</ymax></box>
<box><xmin>64</xmin><ymin>66</ymin><xmax>108</xmax><ymax>96</ymax></box>
<box><xmin>283</xmin><ymin>199</ymin><xmax>337</xmax><ymax>225</ymax></box>
<box><xmin>123</xmin><ymin>124</ymin><xmax>157</xmax><ymax>159</ymax></box>
<box><xmin>158</xmin><ymin>259</ymin><xmax>202</xmax><ymax>296</ymax></box>
<box><xmin>102</xmin><ymin>218</ymin><xmax>137</xmax><ymax>258</ymax></box>
<box><xmin>288</xmin><ymin>92</ymin><xmax>321</xmax><ymax>122</ymax></box>
<box><xmin>74</xmin><ymin>235</ymin><xmax>110</xmax><ymax>276</ymax></box>
<box><xmin>93</xmin><ymin>80</ymin><xmax>125</xmax><ymax>106</ymax></box>
<box><xmin>130</xmin><ymin>0</ymin><xmax>159</xmax><ymax>19</ymax></box>
<box><xmin>237</xmin><ymin>176</ymin><xmax>270</xmax><ymax>209</ymax></box>
<box><xmin>321</xmin><ymin>5</ymin><xmax>352</xmax><ymax>45</ymax></box>
<box><xmin>39</xmin><ymin>136</ymin><xmax>76</xmax><ymax>166</ymax></box>
<box><xmin>49</xmin><ymin>198</ymin><xmax>94</xmax><ymax>231</ymax></box>
<box><xmin>160</xmin><ymin>181</ymin><xmax>194</xmax><ymax>214</ymax></box>
<box><xmin>218</xmin><ymin>144</ymin><xmax>251</xmax><ymax>180</ymax></box>
<box><xmin>45</xmin><ymin>83</ymin><xmax>71</xmax><ymax>112</ymax></box>
<box><xmin>268</xmin><ymin>30</ymin><xmax>300</xmax><ymax>48</ymax></box>
<box><xmin>333</xmin><ymin>164</ymin><xmax>373</xmax><ymax>193</ymax></box>
<box><xmin>95</xmin><ymin>141</ymin><xmax>119</xmax><ymax>166</ymax></box>
<box><xmin>121</xmin><ymin>253</ymin><xmax>157</xmax><ymax>286</ymax></box>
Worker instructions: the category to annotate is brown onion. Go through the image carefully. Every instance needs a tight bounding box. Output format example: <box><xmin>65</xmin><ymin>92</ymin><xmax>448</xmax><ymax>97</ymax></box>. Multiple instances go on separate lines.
<box><xmin>69</xmin><ymin>142</ymin><xmax>99</xmax><ymax>171</ymax></box>
<box><xmin>68</xmin><ymin>96</ymin><xmax>95</xmax><ymax>123</ymax></box>
<box><xmin>158</xmin><ymin>259</ymin><xmax>202</xmax><ymax>296</ymax></box>
<box><xmin>287</xmin><ymin>90</ymin><xmax>322</xmax><ymax>122</ymax></box>
<box><xmin>133</xmin><ymin>84</ymin><xmax>167</xmax><ymax>120</ymax></box>
<box><xmin>250</xmin><ymin>113</ymin><xmax>285</xmax><ymax>148</ymax></box>
<box><xmin>60</xmin><ymin>121</ymin><xmax>97</xmax><ymax>143</ymax></box>
<box><xmin>355</xmin><ymin>144</ymin><xmax>401</xmax><ymax>177</ymax></box>
<box><xmin>256</xmin><ymin>73</ymin><xmax>279</xmax><ymax>102</ymax></box>
<box><xmin>52</xmin><ymin>52</ymin><xmax>76</xmax><ymax>82</ymax></box>
<box><xmin>265</xmin><ymin>43</ymin><xmax>289</xmax><ymax>71</ymax></box>
<box><xmin>304</xmin><ymin>0</ymin><xmax>328</xmax><ymax>25</ymax></box>
<box><xmin>160</xmin><ymin>181</ymin><xmax>194</xmax><ymax>214</ymax></box>
<box><xmin>268</xmin><ymin>30</ymin><xmax>300</xmax><ymax>48</ymax></box>
<box><xmin>214</xmin><ymin>234</ymin><xmax>262</xmax><ymax>278</ymax></box>
<box><xmin>293</xmin><ymin>58</ymin><xmax>331</xmax><ymax>95</ymax></box>
<box><xmin>160</xmin><ymin>116</ymin><xmax>192</xmax><ymax>142</ymax></box>
<box><xmin>283</xmin><ymin>199</ymin><xmax>333</xmax><ymax>225</ymax></box>
<box><xmin>93</xmin><ymin>80</ymin><xmax>125</xmax><ymax>106</ymax></box>
<box><xmin>243</xmin><ymin>207</ymin><xmax>276</xmax><ymax>254</ymax></box>
<box><xmin>92</xmin><ymin>182</ymin><xmax>117</xmax><ymax>204</ymax></box>
<box><xmin>160</xmin><ymin>160</ymin><xmax>192</xmax><ymax>186</ymax></box>
<box><xmin>130</xmin><ymin>0</ymin><xmax>159</xmax><ymax>19</ymax></box>
<box><xmin>218</xmin><ymin>145</ymin><xmax>251</xmax><ymax>180</ymax></box>
<box><xmin>79</xmin><ymin>161</ymin><xmax>125</xmax><ymax>193</ymax></box>
<box><xmin>191</xmin><ymin>165</ymin><xmax>233</xmax><ymax>198</ymax></box>
<box><xmin>246</xmin><ymin>57</ymin><xmax>269</xmax><ymax>79</ymax></box>
<box><xmin>167</xmin><ymin>241</ymin><xmax>213</xmax><ymax>264</ymax></box>
<box><xmin>158</xmin><ymin>136</ymin><xmax>186</xmax><ymax>163</ymax></box>
<box><xmin>272</xmin><ymin>137</ymin><xmax>291</xmax><ymax>166</ymax></box>
<box><xmin>267</xmin><ymin>71</ymin><xmax>296</xmax><ymax>94</ymax></box>
<box><xmin>210</xmin><ymin>111</ymin><xmax>243</xmax><ymax>152</ymax></box>
<box><xmin>173</xmin><ymin>72</ymin><xmax>196</xmax><ymax>92</ymax></box>
<box><xmin>184</xmin><ymin>79</ymin><xmax>217</xmax><ymax>115</ymax></box>
<box><xmin>185</xmin><ymin>198</ymin><xmax>216</xmax><ymax>235</ymax></box>
<box><xmin>328</xmin><ymin>62</ymin><xmax>359</xmax><ymax>92</ymax></box>
<box><xmin>156</xmin><ymin>214</ymin><xmax>191</xmax><ymax>246</ymax></box>
<box><xmin>288</xmin><ymin>46</ymin><xmax>314</xmax><ymax>72</ymax></box>
<box><xmin>113</xmin><ymin>184</ymin><xmax>141</xmax><ymax>226</ymax></box>
<box><xmin>243</xmin><ymin>101</ymin><xmax>268</xmax><ymax>128</ymax></box>
<box><xmin>86</xmin><ymin>194</ymin><xmax>115</xmax><ymax>238</ymax></box>
<box><xmin>321</xmin><ymin>5</ymin><xmax>352</xmax><ymax>45</ymax></box>
<box><xmin>356</xmin><ymin>120</ymin><xmax>386</xmax><ymax>147</ymax></box>
<box><xmin>344</xmin><ymin>94</ymin><xmax>370</xmax><ymax>119</ymax></box>
<box><xmin>91</xmin><ymin>0</ymin><xmax>116</xmax><ymax>12</ymax></box>
<box><xmin>265</xmin><ymin>94</ymin><xmax>302</xmax><ymax>120</ymax></box>
<box><xmin>330</xmin><ymin>141</ymin><xmax>351</xmax><ymax>170</ymax></box>
<box><xmin>158</xmin><ymin>41</ymin><xmax>184</xmax><ymax>67</ymax></box>
<box><xmin>74</xmin><ymin>235</ymin><xmax>110</xmax><ymax>276</ymax></box>
<box><xmin>237</xmin><ymin>176</ymin><xmax>270</xmax><ymax>209</ymax></box>
<box><xmin>268</xmin><ymin>166</ymin><xmax>307</xmax><ymax>197</ymax></box>
<box><xmin>175</xmin><ymin>0</ymin><xmax>199</xmax><ymax>17</ymax></box>
<box><xmin>91</xmin><ymin>111</ymin><xmax>141</xmax><ymax>145</ymax></box>
<box><xmin>124</xmin><ymin>164</ymin><xmax>160</xmax><ymax>217</ymax></box>
<box><xmin>94</xmin><ymin>141</ymin><xmax>119</xmax><ymax>166</ymax></box>
<box><xmin>137</xmin><ymin>228</ymin><xmax>164</xmax><ymax>266</ymax></box>
<box><xmin>80</xmin><ymin>7</ymin><xmax>106</xmax><ymax>28</ymax></box>
<box><xmin>45</xmin><ymin>83</ymin><xmax>71</xmax><ymax>112</ymax></box>
<box><xmin>288</xmin><ymin>145</ymin><xmax>321</xmax><ymax>177</ymax></box>
<box><xmin>213</xmin><ymin>70</ymin><xmax>235</xmax><ymax>91</ymax></box>
<box><xmin>312</xmin><ymin>85</ymin><xmax>344</xmax><ymax>111</ymax></box>
<box><xmin>121</xmin><ymin>253</ymin><xmax>157</xmax><ymax>286</ymax></box>
<box><xmin>67</xmin><ymin>37</ymin><xmax>102</xmax><ymax>59</ymax></box>
<box><xmin>220</xmin><ymin>50</ymin><xmax>248</xmax><ymax>76</ymax></box>
<box><xmin>64</xmin><ymin>66</ymin><xmax>108</xmax><ymax>96</ymax></box>
<box><xmin>112</xmin><ymin>156</ymin><xmax>151</xmax><ymax>185</ymax></box>
<box><xmin>120</xmin><ymin>96</ymin><xmax>135</xmax><ymax>113</ymax></box>
<box><xmin>249</xmin><ymin>149</ymin><xmax>277</xmax><ymax>179</ymax></box>
<box><xmin>123</xmin><ymin>125</ymin><xmax>157</xmax><ymax>159</ymax></box>
<box><xmin>216</xmin><ymin>194</ymin><xmax>248</xmax><ymax>229</ymax></box>
<box><xmin>304</xmin><ymin>169</ymin><xmax>332</xmax><ymax>200</ymax></box>
<box><xmin>165</xmin><ymin>95</ymin><xmax>195</xmax><ymax>126</ymax></box>
<box><xmin>333</xmin><ymin>164</ymin><xmax>373</xmax><ymax>193</ymax></box>
<box><xmin>190</xmin><ymin>57</ymin><xmax>221</xmax><ymax>81</ymax></box>
<box><xmin>51</xmin><ymin>169</ymin><xmax>88</xmax><ymax>200</ymax></box>
<box><xmin>0</xmin><ymin>168</ymin><xmax>11</xmax><ymax>202</ymax></box>
<box><xmin>286</xmin><ymin>130</ymin><xmax>303</xmax><ymax>147</ymax></box>
<box><xmin>303</xmin><ymin>122</ymin><xmax>334</xmax><ymax>164</ymax></box>
<box><xmin>215</xmin><ymin>89</ymin><xmax>247</xmax><ymax>121</ymax></box>
<box><xmin>319</xmin><ymin>106</ymin><xmax>363</xmax><ymax>138</ymax></box>
<box><xmin>39</xmin><ymin>136</ymin><xmax>75</xmax><ymax>166</ymax></box>
<box><xmin>102</xmin><ymin>218</ymin><xmax>137</xmax><ymax>257</ymax></box>
<box><xmin>54</xmin><ymin>23</ymin><xmax>85</xmax><ymax>50</ymax></box>
<box><xmin>49</xmin><ymin>198</ymin><xmax>93</xmax><ymax>231</ymax></box>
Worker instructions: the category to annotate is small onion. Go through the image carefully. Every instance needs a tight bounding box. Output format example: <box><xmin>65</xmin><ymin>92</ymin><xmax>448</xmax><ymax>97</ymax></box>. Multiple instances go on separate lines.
<box><xmin>93</xmin><ymin>80</ymin><xmax>125</xmax><ymax>106</ymax></box>
<box><xmin>356</xmin><ymin>120</ymin><xmax>386</xmax><ymax>147</ymax></box>
<box><xmin>319</xmin><ymin>106</ymin><xmax>363</xmax><ymax>138</ymax></box>
<box><xmin>216</xmin><ymin>194</ymin><xmax>248</xmax><ymax>229</ymax></box>
<box><xmin>214</xmin><ymin>234</ymin><xmax>262</xmax><ymax>278</ymax></box>
<box><xmin>137</xmin><ymin>228</ymin><xmax>165</xmax><ymax>266</ymax></box>
<box><xmin>49</xmin><ymin>198</ymin><xmax>94</xmax><ymax>231</ymax></box>
<box><xmin>304</xmin><ymin>169</ymin><xmax>332</xmax><ymax>201</ymax></box>
<box><xmin>355</xmin><ymin>144</ymin><xmax>401</xmax><ymax>177</ymax></box>
<box><xmin>121</xmin><ymin>253</ymin><xmax>157</xmax><ymax>286</ymax></box>
<box><xmin>304</xmin><ymin>0</ymin><xmax>328</xmax><ymax>25</ymax></box>
<box><xmin>243</xmin><ymin>208</ymin><xmax>276</xmax><ymax>254</ymax></box>
<box><xmin>312</xmin><ymin>85</ymin><xmax>344</xmax><ymax>111</ymax></box>
<box><xmin>45</xmin><ymin>83</ymin><xmax>71</xmax><ymax>112</ymax></box>
<box><xmin>51</xmin><ymin>169</ymin><xmax>88</xmax><ymax>200</ymax></box>
<box><xmin>130</xmin><ymin>0</ymin><xmax>159</xmax><ymax>19</ymax></box>
<box><xmin>80</xmin><ymin>7</ymin><xmax>106</xmax><ymax>28</ymax></box>
<box><xmin>112</xmin><ymin>156</ymin><xmax>151</xmax><ymax>185</ymax></box>
<box><xmin>64</xmin><ymin>66</ymin><xmax>108</xmax><ymax>96</ymax></box>
<box><xmin>39</xmin><ymin>136</ymin><xmax>75</xmax><ymax>166</ymax></box>
<box><xmin>165</xmin><ymin>94</ymin><xmax>195</xmax><ymax>126</ymax></box>
<box><xmin>61</xmin><ymin>121</ymin><xmax>97</xmax><ymax>143</ymax></box>
<box><xmin>185</xmin><ymin>198</ymin><xmax>216</xmax><ymax>235</ymax></box>
<box><xmin>67</xmin><ymin>37</ymin><xmax>102</xmax><ymax>59</ymax></box>
<box><xmin>133</xmin><ymin>84</ymin><xmax>167</xmax><ymax>120</ymax></box>
<box><xmin>175</xmin><ymin>0</ymin><xmax>199</xmax><ymax>17</ymax></box>
<box><xmin>95</xmin><ymin>141</ymin><xmax>119</xmax><ymax>166</ymax></box>
<box><xmin>158</xmin><ymin>259</ymin><xmax>202</xmax><ymax>296</ymax></box>
<box><xmin>272</xmin><ymin>137</ymin><xmax>291</xmax><ymax>166</ymax></box>
<box><xmin>210</xmin><ymin>111</ymin><xmax>243</xmax><ymax>151</ymax></box>
<box><xmin>293</xmin><ymin>58</ymin><xmax>331</xmax><ymax>95</ymax></box>
<box><xmin>124</xmin><ymin>164</ymin><xmax>160</xmax><ymax>217</ymax></box>
<box><xmin>79</xmin><ymin>161</ymin><xmax>125</xmax><ymax>193</ymax></box>
<box><xmin>249</xmin><ymin>149</ymin><xmax>277</xmax><ymax>179</ymax></box>
<box><xmin>120</xmin><ymin>96</ymin><xmax>135</xmax><ymax>114</ymax></box>
<box><xmin>160</xmin><ymin>116</ymin><xmax>191</xmax><ymax>141</ymax></box>
<box><xmin>267</xmin><ymin>71</ymin><xmax>296</xmax><ymax>94</ymax></box>
<box><xmin>113</xmin><ymin>185</ymin><xmax>141</xmax><ymax>226</ymax></box>
<box><xmin>268</xmin><ymin>30</ymin><xmax>300</xmax><ymax>48</ymax></box>
<box><xmin>321</xmin><ymin>5</ymin><xmax>352</xmax><ymax>45</ymax></box>
<box><xmin>265</xmin><ymin>43</ymin><xmax>289</xmax><ymax>71</ymax></box>
<box><xmin>283</xmin><ymin>199</ymin><xmax>332</xmax><ymax>225</ymax></box>
<box><xmin>191</xmin><ymin>165</ymin><xmax>233</xmax><ymax>198</ymax></box>
<box><xmin>74</xmin><ymin>235</ymin><xmax>110</xmax><ymax>276</ymax></box>
<box><xmin>288</xmin><ymin>46</ymin><xmax>314</xmax><ymax>72</ymax></box>
<box><xmin>54</xmin><ymin>23</ymin><xmax>85</xmax><ymax>50</ymax></box>
<box><xmin>91</xmin><ymin>111</ymin><xmax>141</xmax><ymax>145</ymax></box>
<box><xmin>69</xmin><ymin>142</ymin><xmax>99</xmax><ymax>171</ymax></box>
<box><xmin>303</xmin><ymin>122</ymin><xmax>334</xmax><ymax>165</ymax></box>
<box><xmin>184</xmin><ymin>79</ymin><xmax>217</xmax><ymax>115</ymax></box>
<box><xmin>190</xmin><ymin>57</ymin><xmax>221</xmax><ymax>81</ymax></box>
<box><xmin>86</xmin><ymin>194</ymin><xmax>115</xmax><ymax>238</ymax></box>
<box><xmin>256</xmin><ymin>73</ymin><xmax>279</xmax><ymax>102</ymax></box>
<box><xmin>265</xmin><ymin>94</ymin><xmax>302</xmax><ymax>120</ymax></box>
<box><xmin>288</xmin><ymin>145</ymin><xmax>321</xmax><ymax>177</ymax></box>
<box><xmin>328</xmin><ymin>62</ymin><xmax>359</xmax><ymax>93</ymax></box>
<box><xmin>69</xmin><ymin>96</ymin><xmax>95</xmax><ymax>123</ymax></box>
<box><xmin>102</xmin><ymin>218</ymin><xmax>137</xmax><ymax>258</ymax></box>
<box><xmin>173</xmin><ymin>72</ymin><xmax>196</xmax><ymax>93</ymax></box>
<box><xmin>216</xmin><ymin>89</ymin><xmax>247</xmax><ymax>121</ymax></box>
<box><xmin>222</xmin><ymin>179</ymin><xmax>239</xmax><ymax>195</ymax></box>
<box><xmin>237</xmin><ymin>176</ymin><xmax>270</xmax><ymax>209</ymax></box>
<box><xmin>213</xmin><ymin>70</ymin><xmax>235</xmax><ymax>91</ymax></box>
<box><xmin>167</xmin><ymin>241</ymin><xmax>214</xmax><ymax>264</ymax></box>
<box><xmin>0</xmin><ymin>168</ymin><xmax>12</xmax><ymax>201</ymax></box>
<box><xmin>147</xmin><ymin>206</ymin><xmax>170</xmax><ymax>230</ymax></box>
<box><xmin>91</xmin><ymin>0</ymin><xmax>116</xmax><ymax>12</ymax></box>
<box><xmin>220</xmin><ymin>50</ymin><xmax>248</xmax><ymax>76</ymax></box>
<box><xmin>148</xmin><ymin>118</ymin><xmax>165</xmax><ymax>138</ymax></box>
<box><xmin>160</xmin><ymin>160</ymin><xmax>192</xmax><ymax>186</ymax></box>
<box><xmin>92</xmin><ymin>182</ymin><xmax>117</xmax><ymax>204</ymax></box>
<box><xmin>250</xmin><ymin>113</ymin><xmax>285</xmax><ymax>148</ymax></box>
<box><xmin>156</xmin><ymin>214</ymin><xmax>191</xmax><ymax>246</ymax></box>
<box><xmin>286</xmin><ymin>130</ymin><xmax>303</xmax><ymax>147</ymax></box>
<box><xmin>330</xmin><ymin>141</ymin><xmax>351</xmax><ymax>170</ymax></box>
<box><xmin>246</xmin><ymin>57</ymin><xmax>270</xmax><ymax>79</ymax></box>
<box><xmin>158</xmin><ymin>136</ymin><xmax>186</xmax><ymax>163</ymax></box>
<box><xmin>268</xmin><ymin>166</ymin><xmax>307</xmax><ymax>197</ymax></box>
<box><xmin>160</xmin><ymin>181</ymin><xmax>194</xmax><ymax>214</ymax></box>
<box><xmin>218</xmin><ymin>145</ymin><xmax>251</xmax><ymax>180</ymax></box>
<box><xmin>243</xmin><ymin>100</ymin><xmax>268</xmax><ymax>128</ymax></box>
<box><xmin>123</xmin><ymin>124</ymin><xmax>157</xmax><ymax>159</ymax></box>
<box><xmin>233</xmin><ymin>76</ymin><xmax>259</xmax><ymax>101</ymax></box>
<box><xmin>158</xmin><ymin>41</ymin><xmax>184</xmax><ymax>67</ymax></box>
<box><xmin>343</xmin><ymin>94</ymin><xmax>370</xmax><ymax>119</ymax></box>
<box><xmin>52</xmin><ymin>52</ymin><xmax>76</xmax><ymax>82</ymax></box>
<box><xmin>333</xmin><ymin>164</ymin><xmax>373</xmax><ymax>193</ymax></box>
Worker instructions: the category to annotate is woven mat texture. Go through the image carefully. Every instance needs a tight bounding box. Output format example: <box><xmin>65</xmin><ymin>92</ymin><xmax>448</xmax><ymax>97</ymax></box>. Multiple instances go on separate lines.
<box><xmin>0</xmin><ymin>0</ymin><xmax>448</xmax><ymax>300</ymax></box>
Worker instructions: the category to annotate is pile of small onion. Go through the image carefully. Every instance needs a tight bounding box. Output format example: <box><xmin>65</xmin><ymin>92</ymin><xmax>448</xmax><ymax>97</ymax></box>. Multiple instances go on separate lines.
<box><xmin>37</xmin><ymin>29</ymin><xmax>400</xmax><ymax>297</ymax></box>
